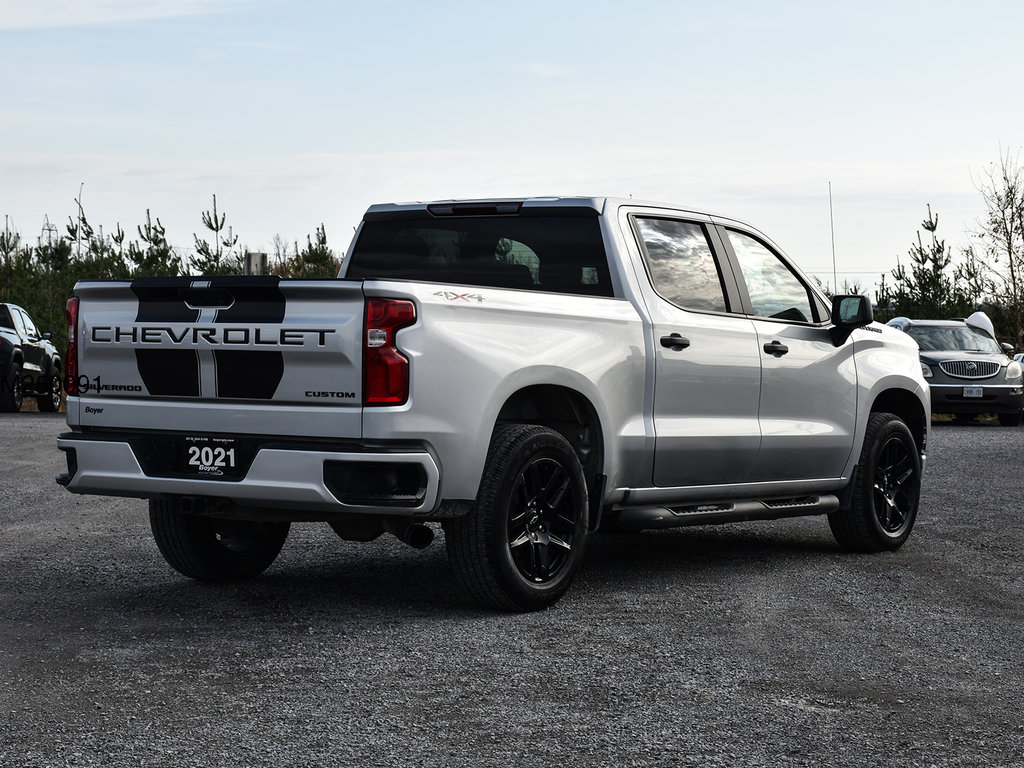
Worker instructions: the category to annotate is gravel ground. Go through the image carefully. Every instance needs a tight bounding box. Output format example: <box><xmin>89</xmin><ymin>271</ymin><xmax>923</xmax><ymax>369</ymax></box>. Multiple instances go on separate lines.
<box><xmin>1</xmin><ymin>413</ymin><xmax>1022</xmax><ymax>767</ymax></box>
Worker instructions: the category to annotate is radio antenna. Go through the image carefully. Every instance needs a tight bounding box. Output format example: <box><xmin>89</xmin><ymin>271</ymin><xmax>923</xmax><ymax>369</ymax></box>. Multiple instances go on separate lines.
<box><xmin>829</xmin><ymin>181</ymin><xmax>838</xmax><ymax>292</ymax></box>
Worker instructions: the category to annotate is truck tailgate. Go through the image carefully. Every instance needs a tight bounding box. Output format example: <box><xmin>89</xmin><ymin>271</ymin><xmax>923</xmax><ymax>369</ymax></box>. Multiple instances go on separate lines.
<box><xmin>69</xmin><ymin>276</ymin><xmax>365</xmax><ymax>438</ymax></box>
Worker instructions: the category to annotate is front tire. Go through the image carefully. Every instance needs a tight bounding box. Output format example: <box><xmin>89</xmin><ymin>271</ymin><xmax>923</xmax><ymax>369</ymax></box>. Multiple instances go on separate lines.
<box><xmin>1</xmin><ymin>363</ymin><xmax>23</xmax><ymax>412</ymax></box>
<box><xmin>829</xmin><ymin>412</ymin><xmax>921</xmax><ymax>552</ymax></box>
<box><xmin>149</xmin><ymin>499</ymin><xmax>290</xmax><ymax>581</ymax></box>
<box><xmin>445</xmin><ymin>424</ymin><xmax>589</xmax><ymax>611</ymax></box>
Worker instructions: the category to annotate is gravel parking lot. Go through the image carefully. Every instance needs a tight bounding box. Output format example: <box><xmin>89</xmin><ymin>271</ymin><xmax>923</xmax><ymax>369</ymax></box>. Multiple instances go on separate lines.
<box><xmin>1</xmin><ymin>413</ymin><xmax>1022</xmax><ymax>767</ymax></box>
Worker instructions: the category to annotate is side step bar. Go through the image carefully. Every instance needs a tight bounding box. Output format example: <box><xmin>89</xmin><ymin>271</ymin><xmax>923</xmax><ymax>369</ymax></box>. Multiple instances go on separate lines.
<box><xmin>614</xmin><ymin>494</ymin><xmax>840</xmax><ymax>531</ymax></box>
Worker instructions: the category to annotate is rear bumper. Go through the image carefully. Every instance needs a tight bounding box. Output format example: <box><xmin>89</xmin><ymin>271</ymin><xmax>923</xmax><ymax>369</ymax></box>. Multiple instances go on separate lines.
<box><xmin>57</xmin><ymin>432</ymin><xmax>442</xmax><ymax>516</ymax></box>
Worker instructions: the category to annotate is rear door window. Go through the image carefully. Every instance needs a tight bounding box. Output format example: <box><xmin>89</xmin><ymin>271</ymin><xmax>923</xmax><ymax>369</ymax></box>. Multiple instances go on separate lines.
<box><xmin>634</xmin><ymin>217</ymin><xmax>729</xmax><ymax>312</ymax></box>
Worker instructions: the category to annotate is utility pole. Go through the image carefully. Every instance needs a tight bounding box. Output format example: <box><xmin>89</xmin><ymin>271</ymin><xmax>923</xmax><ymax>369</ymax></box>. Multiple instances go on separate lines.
<box><xmin>40</xmin><ymin>215</ymin><xmax>58</xmax><ymax>249</ymax></box>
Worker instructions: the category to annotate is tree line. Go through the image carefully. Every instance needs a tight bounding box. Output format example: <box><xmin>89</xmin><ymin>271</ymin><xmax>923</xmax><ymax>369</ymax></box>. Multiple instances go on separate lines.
<box><xmin>0</xmin><ymin>195</ymin><xmax>341</xmax><ymax>353</ymax></box>
<box><xmin>5</xmin><ymin>151</ymin><xmax>1024</xmax><ymax>358</ymax></box>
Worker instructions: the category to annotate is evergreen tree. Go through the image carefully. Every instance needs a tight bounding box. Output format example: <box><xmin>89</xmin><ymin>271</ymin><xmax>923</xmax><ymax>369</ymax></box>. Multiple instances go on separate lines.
<box><xmin>291</xmin><ymin>223</ymin><xmax>338</xmax><ymax>278</ymax></box>
<box><xmin>191</xmin><ymin>194</ymin><xmax>241</xmax><ymax>275</ymax></box>
<box><xmin>127</xmin><ymin>210</ymin><xmax>183</xmax><ymax>276</ymax></box>
<box><xmin>65</xmin><ymin>193</ymin><xmax>94</xmax><ymax>261</ymax></box>
<box><xmin>0</xmin><ymin>223</ymin><xmax>34</xmax><ymax>305</ymax></box>
<box><xmin>876</xmin><ymin>205</ymin><xmax>973</xmax><ymax>318</ymax></box>
<box><xmin>0</xmin><ymin>216</ymin><xmax>21</xmax><ymax>261</ymax></box>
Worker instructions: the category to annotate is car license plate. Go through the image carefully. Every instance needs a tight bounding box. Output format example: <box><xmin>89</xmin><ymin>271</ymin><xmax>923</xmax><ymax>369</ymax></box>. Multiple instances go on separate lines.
<box><xmin>182</xmin><ymin>436</ymin><xmax>240</xmax><ymax>477</ymax></box>
<box><xmin>963</xmin><ymin>386</ymin><xmax>984</xmax><ymax>398</ymax></box>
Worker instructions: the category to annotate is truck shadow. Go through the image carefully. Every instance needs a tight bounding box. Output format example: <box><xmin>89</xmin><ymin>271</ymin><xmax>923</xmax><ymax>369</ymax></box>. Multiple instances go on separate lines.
<box><xmin>117</xmin><ymin>518</ymin><xmax>844</xmax><ymax>618</ymax></box>
<box><xmin>582</xmin><ymin>522</ymin><xmax>841</xmax><ymax>581</ymax></box>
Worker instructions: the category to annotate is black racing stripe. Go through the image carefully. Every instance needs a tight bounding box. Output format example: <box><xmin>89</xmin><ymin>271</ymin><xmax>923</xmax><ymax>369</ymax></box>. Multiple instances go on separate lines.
<box><xmin>131</xmin><ymin>278</ymin><xmax>201</xmax><ymax>323</ymax></box>
<box><xmin>214</xmin><ymin>350</ymin><xmax>284</xmax><ymax>399</ymax></box>
<box><xmin>132</xmin><ymin>277</ymin><xmax>287</xmax><ymax>400</ymax></box>
<box><xmin>132</xmin><ymin>279</ymin><xmax>201</xmax><ymax>396</ymax></box>
<box><xmin>208</xmin><ymin>276</ymin><xmax>286</xmax><ymax>324</ymax></box>
<box><xmin>135</xmin><ymin>349</ymin><xmax>200</xmax><ymax>397</ymax></box>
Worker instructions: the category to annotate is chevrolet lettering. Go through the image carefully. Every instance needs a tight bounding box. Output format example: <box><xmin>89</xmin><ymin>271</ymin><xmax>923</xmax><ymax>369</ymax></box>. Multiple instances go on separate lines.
<box><xmin>90</xmin><ymin>326</ymin><xmax>336</xmax><ymax>346</ymax></box>
<box><xmin>57</xmin><ymin>199</ymin><xmax>930</xmax><ymax>611</ymax></box>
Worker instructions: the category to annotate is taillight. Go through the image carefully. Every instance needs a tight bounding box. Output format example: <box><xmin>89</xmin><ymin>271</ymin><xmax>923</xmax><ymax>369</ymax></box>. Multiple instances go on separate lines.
<box><xmin>65</xmin><ymin>297</ymin><xmax>80</xmax><ymax>396</ymax></box>
<box><xmin>363</xmin><ymin>299</ymin><xmax>415</xmax><ymax>406</ymax></box>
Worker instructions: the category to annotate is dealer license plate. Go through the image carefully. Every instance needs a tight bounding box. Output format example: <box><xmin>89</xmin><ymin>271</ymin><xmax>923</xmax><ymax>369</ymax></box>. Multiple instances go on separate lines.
<box><xmin>963</xmin><ymin>386</ymin><xmax>984</xmax><ymax>398</ymax></box>
<box><xmin>182</xmin><ymin>436</ymin><xmax>240</xmax><ymax>477</ymax></box>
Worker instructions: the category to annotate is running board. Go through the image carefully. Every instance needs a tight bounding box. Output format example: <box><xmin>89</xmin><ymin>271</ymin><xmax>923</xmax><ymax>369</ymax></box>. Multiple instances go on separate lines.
<box><xmin>614</xmin><ymin>494</ymin><xmax>841</xmax><ymax>531</ymax></box>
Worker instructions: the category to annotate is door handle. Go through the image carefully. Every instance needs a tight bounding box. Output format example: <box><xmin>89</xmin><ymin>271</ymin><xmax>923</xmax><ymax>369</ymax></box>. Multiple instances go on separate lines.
<box><xmin>660</xmin><ymin>333</ymin><xmax>690</xmax><ymax>351</ymax></box>
<box><xmin>763</xmin><ymin>340</ymin><xmax>789</xmax><ymax>357</ymax></box>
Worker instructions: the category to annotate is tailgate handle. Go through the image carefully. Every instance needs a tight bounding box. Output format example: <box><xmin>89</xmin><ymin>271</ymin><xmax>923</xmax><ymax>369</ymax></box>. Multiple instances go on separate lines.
<box><xmin>180</xmin><ymin>287</ymin><xmax>235</xmax><ymax>310</ymax></box>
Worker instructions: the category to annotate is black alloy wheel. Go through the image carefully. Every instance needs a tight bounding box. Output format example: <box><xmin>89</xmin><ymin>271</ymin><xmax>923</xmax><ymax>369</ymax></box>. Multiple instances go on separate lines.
<box><xmin>871</xmin><ymin>430</ymin><xmax>918</xmax><ymax>537</ymax></box>
<box><xmin>506</xmin><ymin>454</ymin><xmax>581</xmax><ymax>584</ymax></box>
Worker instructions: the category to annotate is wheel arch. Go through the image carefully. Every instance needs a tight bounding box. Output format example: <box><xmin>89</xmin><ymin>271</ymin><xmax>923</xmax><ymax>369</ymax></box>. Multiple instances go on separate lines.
<box><xmin>495</xmin><ymin>384</ymin><xmax>605</xmax><ymax>528</ymax></box>
<box><xmin>870</xmin><ymin>387</ymin><xmax>928</xmax><ymax>455</ymax></box>
<box><xmin>0</xmin><ymin>340</ymin><xmax>24</xmax><ymax>373</ymax></box>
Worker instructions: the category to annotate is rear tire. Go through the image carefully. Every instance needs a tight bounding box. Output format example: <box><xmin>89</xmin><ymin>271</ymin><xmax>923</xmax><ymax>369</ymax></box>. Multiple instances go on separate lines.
<box><xmin>37</xmin><ymin>368</ymin><xmax>62</xmax><ymax>412</ymax></box>
<box><xmin>829</xmin><ymin>412</ymin><xmax>920</xmax><ymax>552</ymax></box>
<box><xmin>149</xmin><ymin>499</ymin><xmax>290</xmax><ymax>581</ymax></box>
<box><xmin>445</xmin><ymin>424</ymin><xmax>589</xmax><ymax>611</ymax></box>
<box><xmin>0</xmin><ymin>363</ymin><xmax>23</xmax><ymax>412</ymax></box>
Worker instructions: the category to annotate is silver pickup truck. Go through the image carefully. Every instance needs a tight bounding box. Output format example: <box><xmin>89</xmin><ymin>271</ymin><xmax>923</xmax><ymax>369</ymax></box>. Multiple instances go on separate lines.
<box><xmin>57</xmin><ymin>197</ymin><xmax>930</xmax><ymax>610</ymax></box>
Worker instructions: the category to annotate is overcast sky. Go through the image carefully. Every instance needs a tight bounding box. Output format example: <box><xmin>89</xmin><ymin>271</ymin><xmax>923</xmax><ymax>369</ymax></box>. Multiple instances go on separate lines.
<box><xmin>1</xmin><ymin>0</ymin><xmax>1021</xmax><ymax>292</ymax></box>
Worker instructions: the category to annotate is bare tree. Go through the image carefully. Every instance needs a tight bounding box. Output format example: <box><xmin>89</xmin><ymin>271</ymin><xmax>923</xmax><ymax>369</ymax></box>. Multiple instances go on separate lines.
<box><xmin>270</xmin><ymin>233</ymin><xmax>293</xmax><ymax>275</ymax></box>
<box><xmin>972</xmin><ymin>148</ymin><xmax>1024</xmax><ymax>346</ymax></box>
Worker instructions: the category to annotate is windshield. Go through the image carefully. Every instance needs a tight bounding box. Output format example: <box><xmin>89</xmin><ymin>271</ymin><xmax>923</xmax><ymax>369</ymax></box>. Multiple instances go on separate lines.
<box><xmin>906</xmin><ymin>324</ymin><xmax>1002</xmax><ymax>353</ymax></box>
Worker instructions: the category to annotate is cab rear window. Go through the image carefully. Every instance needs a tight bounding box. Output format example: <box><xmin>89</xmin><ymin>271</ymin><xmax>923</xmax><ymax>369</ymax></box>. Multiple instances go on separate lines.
<box><xmin>347</xmin><ymin>213</ymin><xmax>613</xmax><ymax>297</ymax></box>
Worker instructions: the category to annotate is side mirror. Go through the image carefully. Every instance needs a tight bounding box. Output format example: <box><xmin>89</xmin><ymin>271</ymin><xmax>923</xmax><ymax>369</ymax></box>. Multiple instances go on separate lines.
<box><xmin>830</xmin><ymin>294</ymin><xmax>873</xmax><ymax>346</ymax></box>
<box><xmin>1000</xmin><ymin>342</ymin><xmax>1013</xmax><ymax>355</ymax></box>
<box><xmin>43</xmin><ymin>331</ymin><xmax>52</xmax><ymax>341</ymax></box>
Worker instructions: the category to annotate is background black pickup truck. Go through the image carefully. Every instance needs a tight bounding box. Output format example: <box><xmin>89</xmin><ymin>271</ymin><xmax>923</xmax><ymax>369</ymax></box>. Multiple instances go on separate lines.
<box><xmin>0</xmin><ymin>302</ymin><xmax>62</xmax><ymax>412</ymax></box>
